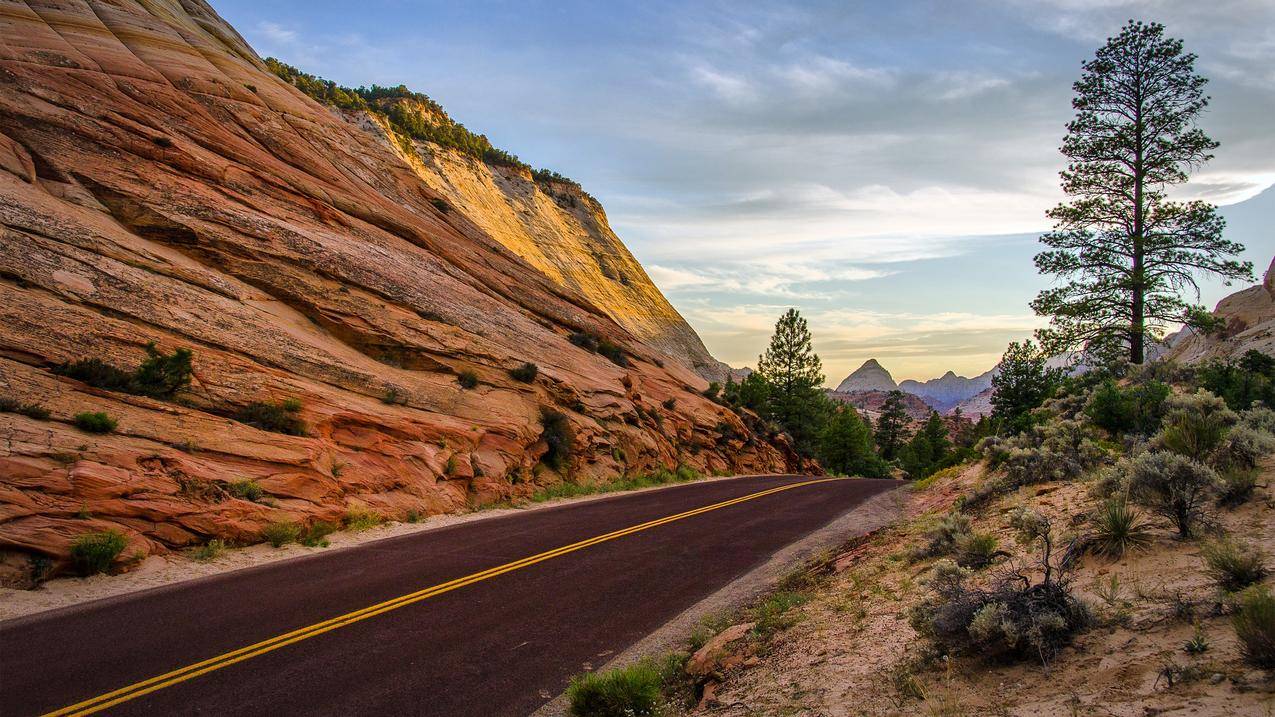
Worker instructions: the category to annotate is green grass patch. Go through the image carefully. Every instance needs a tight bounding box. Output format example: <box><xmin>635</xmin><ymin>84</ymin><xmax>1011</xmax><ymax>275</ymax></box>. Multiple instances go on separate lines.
<box><xmin>526</xmin><ymin>465</ymin><xmax>703</xmax><ymax>503</ymax></box>
<box><xmin>189</xmin><ymin>539</ymin><xmax>226</xmax><ymax>562</ymax></box>
<box><xmin>301</xmin><ymin>520</ymin><xmax>338</xmax><ymax>547</ymax></box>
<box><xmin>344</xmin><ymin>508</ymin><xmax>384</xmax><ymax>532</ymax></box>
<box><xmin>70</xmin><ymin>530</ymin><xmax>128</xmax><ymax>575</ymax></box>
<box><xmin>73</xmin><ymin>412</ymin><xmax>117</xmax><ymax>434</ymax></box>
<box><xmin>566</xmin><ymin>657</ymin><xmax>665</xmax><ymax>717</ymax></box>
<box><xmin>261</xmin><ymin>521</ymin><xmax>302</xmax><ymax>547</ymax></box>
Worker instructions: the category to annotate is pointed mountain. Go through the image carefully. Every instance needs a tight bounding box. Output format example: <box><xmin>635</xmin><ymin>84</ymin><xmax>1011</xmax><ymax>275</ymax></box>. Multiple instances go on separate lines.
<box><xmin>835</xmin><ymin>359</ymin><xmax>898</xmax><ymax>393</ymax></box>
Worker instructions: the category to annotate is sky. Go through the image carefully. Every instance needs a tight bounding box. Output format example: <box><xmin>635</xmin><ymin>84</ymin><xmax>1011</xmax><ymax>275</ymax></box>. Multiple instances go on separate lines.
<box><xmin>215</xmin><ymin>0</ymin><xmax>1275</xmax><ymax>384</ymax></box>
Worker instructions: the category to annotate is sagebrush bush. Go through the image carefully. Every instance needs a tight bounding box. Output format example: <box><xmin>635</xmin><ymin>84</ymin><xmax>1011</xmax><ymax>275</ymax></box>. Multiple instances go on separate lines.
<box><xmin>509</xmin><ymin>363</ymin><xmax>538</xmax><ymax>383</ymax></box>
<box><xmin>70</xmin><ymin>530</ymin><xmax>128</xmax><ymax>575</ymax></box>
<box><xmin>262</xmin><ymin>521</ymin><xmax>301</xmax><ymax>547</ymax></box>
<box><xmin>980</xmin><ymin>418</ymin><xmax>1106</xmax><ymax>491</ymax></box>
<box><xmin>1234</xmin><ymin>586</ymin><xmax>1275</xmax><ymax>667</ymax></box>
<box><xmin>235</xmin><ymin>400</ymin><xmax>307</xmax><ymax>436</ymax></box>
<box><xmin>566</xmin><ymin>658</ymin><xmax>664</xmax><ymax>717</ymax></box>
<box><xmin>916</xmin><ymin>513</ymin><xmax>972</xmax><ymax>560</ymax></box>
<box><xmin>1238</xmin><ymin>405</ymin><xmax>1275</xmax><ymax>435</ymax></box>
<box><xmin>1211</xmin><ymin>425</ymin><xmax>1275</xmax><ymax>472</ymax></box>
<box><xmin>1216</xmin><ymin>469</ymin><xmax>1260</xmax><ymax>507</ymax></box>
<box><xmin>910</xmin><ymin>513</ymin><xmax>1087</xmax><ymax>663</ymax></box>
<box><xmin>954</xmin><ymin>532</ymin><xmax>1001</xmax><ymax>570</ymax></box>
<box><xmin>1124</xmin><ymin>451</ymin><xmax>1218</xmax><ymax>538</ymax></box>
<box><xmin>1088</xmin><ymin>496</ymin><xmax>1152</xmax><ymax>558</ymax></box>
<box><xmin>1202</xmin><ymin>537</ymin><xmax>1269</xmax><ymax>593</ymax></box>
<box><xmin>1154</xmin><ymin>390</ymin><xmax>1237</xmax><ymax>461</ymax></box>
<box><xmin>74</xmin><ymin>411</ymin><xmax>117</xmax><ymax>434</ymax></box>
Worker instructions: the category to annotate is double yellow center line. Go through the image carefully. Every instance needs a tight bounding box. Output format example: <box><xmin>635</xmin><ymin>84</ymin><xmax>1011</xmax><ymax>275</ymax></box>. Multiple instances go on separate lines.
<box><xmin>43</xmin><ymin>477</ymin><xmax>844</xmax><ymax>716</ymax></box>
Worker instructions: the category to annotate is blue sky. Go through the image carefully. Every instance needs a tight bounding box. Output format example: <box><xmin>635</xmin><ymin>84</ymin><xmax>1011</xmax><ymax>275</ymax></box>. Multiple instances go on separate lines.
<box><xmin>214</xmin><ymin>0</ymin><xmax>1275</xmax><ymax>383</ymax></box>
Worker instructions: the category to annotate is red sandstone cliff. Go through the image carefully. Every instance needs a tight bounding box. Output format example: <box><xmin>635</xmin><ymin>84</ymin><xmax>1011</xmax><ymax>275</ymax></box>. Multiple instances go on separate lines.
<box><xmin>0</xmin><ymin>0</ymin><xmax>797</xmax><ymax>583</ymax></box>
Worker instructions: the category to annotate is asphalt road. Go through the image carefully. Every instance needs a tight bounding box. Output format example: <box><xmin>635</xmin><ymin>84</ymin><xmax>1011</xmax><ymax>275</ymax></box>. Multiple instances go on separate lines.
<box><xmin>0</xmin><ymin>475</ymin><xmax>899</xmax><ymax>717</ymax></box>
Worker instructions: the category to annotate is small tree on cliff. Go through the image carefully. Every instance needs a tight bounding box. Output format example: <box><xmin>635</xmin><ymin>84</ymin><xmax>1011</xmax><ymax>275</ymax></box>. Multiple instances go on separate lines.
<box><xmin>1033</xmin><ymin>20</ymin><xmax>1252</xmax><ymax>364</ymax></box>
<box><xmin>757</xmin><ymin>309</ymin><xmax>828</xmax><ymax>455</ymax></box>
<box><xmin>874</xmin><ymin>390</ymin><xmax>911</xmax><ymax>461</ymax></box>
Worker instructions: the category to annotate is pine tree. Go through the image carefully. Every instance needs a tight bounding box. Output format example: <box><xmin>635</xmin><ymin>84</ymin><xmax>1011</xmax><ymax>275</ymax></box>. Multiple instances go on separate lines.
<box><xmin>1033</xmin><ymin>20</ymin><xmax>1252</xmax><ymax>364</ymax></box>
<box><xmin>818</xmin><ymin>406</ymin><xmax>888</xmax><ymax>478</ymax></box>
<box><xmin>990</xmin><ymin>340</ymin><xmax>1063</xmax><ymax>434</ymax></box>
<box><xmin>873</xmin><ymin>390</ymin><xmax>910</xmax><ymax>460</ymax></box>
<box><xmin>756</xmin><ymin>309</ymin><xmax>828</xmax><ymax>455</ymax></box>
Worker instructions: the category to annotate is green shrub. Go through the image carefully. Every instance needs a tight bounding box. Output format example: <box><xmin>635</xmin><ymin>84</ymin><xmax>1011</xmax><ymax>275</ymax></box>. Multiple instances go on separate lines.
<box><xmin>1197</xmin><ymin>350</ymin><xmax>1275</xmax><ymax>411</ymax></box>
<box><xmin>509</xmin><ymin>363</ymin><xmax>538</xmax><ymax>383</ymax></box>
<box><xmin>1212</xmin><ymin>426</ymin><xmax>1275</xmax><ymax>472</ymax></box>
<box><xmin>1234</xmin><ymin>586</ymin><xmax>1275</xmax><ymax>667</ymax></box>
<box><xmin>661</xmin><ymin>398</ymin><xmax>676</xmax><ymax>410</ymax></box>
<box><xmin>227</xmin><ymin>480</ymin><xmax>264</xmax><ymax>502</ymax></box>
<box><xmin>130</xmin><ymin>344</ymin><xmax>194</xmax><ymax>399</ymax></box>
<box><xmin>54</xmin><ymin>358</ymin><xmax>134</xmax><ymax>392</ymax></box>
<box><xmin>1154</xmin><ymin>390</ymin><xmax>1237</xmax><ymax>461</ymax></box>
<box><xmin>702</xmin><ymin>381</ymin><xmax>721</xmax><ymax>400</ymax></box>
<box><xmin>1201</xmin><ymin>537</ymin><xmax>1268</xmax><ymax>592</ymax></box>
<box><xmin>457</xmin><ymin>370</ymin><xmax>479</xmax><ymax>389</ymax></box>
<box><xmin>1238</xmin><ymin>405</ymin><xmax>1275</xmax><ymax>434</ymax></box>
<box><xmin>301</xmin><ymin>521</ymin><xmax>338</xmax><ymax>547</ymax></box>
<box><xmin>540</xmin><ymin>409</ymin><xmax>574</xmax><ymax>470</ymax></box>
<box><xmin>954</xmin><ymin>532</ymin><xmax>1001</xmax><ymax>570</ymax></box>
<box><xmin>262</xmin><ymin>521</ymin><xmax>301</xmax><ymax>547</ymax></box>
<box><xmin>1125</xmin><ymin>451</ymin><xmax>1218</xmax><ymax>538</ymax></box>
<box><xmin>1085</xmin><ymin>379</ymin><xmax>1169</xmax><ymax>435</ymax></box>
<box><xmin>910</xmin><ymin>513</ymin><xmax>1088</xmax><ymax>664</ymax></box>
<box><xmin>55</xmin><ymin>343</ymin><xmax>192</xmax><ymax>399</ymax></box>
<box><xmin>916</xmin><ymin>513</ymin><xmax>972</xmax><ymax>560</ymax></box>
<box><xmin>74</xmin><ymin>412</ymin><xmax>117</xmax><ymax>434</ymax></box>
<box><xmin>1216</xmin><ymin>468</ymin><xmax>1260</xmax><ymax>507</ymax></box>
<box><xmin>566</xmin><ymin>658</ymin><xmax>664</xmax><ymax>717</ymax></box>
<box><xmin>568</xmin><ymin>332</ymin><xmax>599</xmax><ymax>352</ymax></box>
<box><xmin>190</xmin><ymin>539</ymin><xmax>226</xmax><ymax>562</ymax></box>
<box><xmin>1088</xmin><ymin>496</ymin><xmax>1152</xmax><ymax>558</ymax></box>
<box><xmin>344</xmin><ymin>508</ymin><xmax>383</xmax><ymax>532</ymax></box>
<box><xmin>753</xmin><ymin>591</ymin><xmax>810</xmax><ymax>636</ymax></box>
<box><xmin>70</xmin><ymin>530</ymin><xmax>128</xmax><ymax>575</ymax></box>
<box><xmin>0</xmin><ymin>398</ymin><xmax>51</xmax><ymax>420</ymax></box>
<box><xmin>235</xmin><ymin>400</ymin><xmax>307</xmax><ymax>436</ymax></box>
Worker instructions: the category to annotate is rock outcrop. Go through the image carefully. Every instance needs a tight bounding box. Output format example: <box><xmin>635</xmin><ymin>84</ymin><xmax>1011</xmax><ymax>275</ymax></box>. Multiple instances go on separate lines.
<box><xmin>0</xmin><ymin>0</ymin><xmax>793</xmax><ymax>581</ymax></box>
<box><xmin>1164</xmin><ymin>257</ymin><xmax>1275</xmax><ymax>363</ymax></box>
<box><xmin>826</xmin><ymin>390</ymin><xmax>934</xmax><ymax>422</ymax></box>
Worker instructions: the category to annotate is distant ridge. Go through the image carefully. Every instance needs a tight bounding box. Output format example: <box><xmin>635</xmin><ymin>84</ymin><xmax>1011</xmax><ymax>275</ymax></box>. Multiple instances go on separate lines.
<box><xmin>833</xmin><ymin>359</ymin><xmax>996</xmax><ymax>414</ymax></box>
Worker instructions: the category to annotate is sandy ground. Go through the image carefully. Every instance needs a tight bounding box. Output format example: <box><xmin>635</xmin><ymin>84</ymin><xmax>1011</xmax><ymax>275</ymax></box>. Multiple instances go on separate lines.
<box><xmin>0</xmin><ymin>474</ymin><xmax>750</xmax><ymax>622</ymax></box>
<box><xmin>694</xmin><ymin>461</ymin><xmax>1275</xmax><ymax>717</ymax></box>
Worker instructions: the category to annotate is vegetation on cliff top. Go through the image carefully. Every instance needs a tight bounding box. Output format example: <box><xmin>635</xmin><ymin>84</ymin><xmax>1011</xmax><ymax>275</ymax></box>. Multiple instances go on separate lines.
<box><xmin>264</xmin><ymin>58</ymin><xmax>581</xmax><ymax>188</ymax></box>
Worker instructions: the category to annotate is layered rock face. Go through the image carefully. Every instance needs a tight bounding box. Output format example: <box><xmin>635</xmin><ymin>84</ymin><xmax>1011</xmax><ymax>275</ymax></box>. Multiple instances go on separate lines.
<box><xmin>1165</xmin><ymin>257</ymin><xmax>1275</xmax><ymax>363</ymax></box>
<box><xmin>0</xmin><ymin>0</ymin><xmax>794</xmax><ymax>581</ymax></box>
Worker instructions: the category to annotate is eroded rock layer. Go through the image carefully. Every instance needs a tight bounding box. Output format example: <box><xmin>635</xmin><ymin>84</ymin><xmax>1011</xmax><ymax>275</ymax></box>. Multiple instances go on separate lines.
<box><xmin>0</xmin><ymin>0</ymin><xmax>795</xmax><ymax>581</ymax></box>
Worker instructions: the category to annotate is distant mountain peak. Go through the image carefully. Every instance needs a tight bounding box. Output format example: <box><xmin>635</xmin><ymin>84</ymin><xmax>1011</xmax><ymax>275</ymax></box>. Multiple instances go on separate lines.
<box><xmin>835</xmin><ymin>359</ymin><xmax>898</xmax><ymax>393</ymax></box>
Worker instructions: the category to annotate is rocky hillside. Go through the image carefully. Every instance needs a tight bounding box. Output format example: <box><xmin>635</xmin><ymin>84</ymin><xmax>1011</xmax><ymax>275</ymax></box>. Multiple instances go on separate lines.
<box><xmin>0</xmin><ymin>0</ymin><xmax>795</xmax><ymax>582</ymax></box>
<box><xmin>826</xmin><ymin>390</ymin><xmax>934</xmax><ymax>422</ymax></box>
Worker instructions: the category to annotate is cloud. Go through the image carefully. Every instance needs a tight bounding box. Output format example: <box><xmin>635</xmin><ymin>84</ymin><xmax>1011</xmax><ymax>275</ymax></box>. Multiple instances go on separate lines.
<box><xmin>256</xmin><ymin>21</ymin><xmax>298</xmax><ymax>44</ymax></box>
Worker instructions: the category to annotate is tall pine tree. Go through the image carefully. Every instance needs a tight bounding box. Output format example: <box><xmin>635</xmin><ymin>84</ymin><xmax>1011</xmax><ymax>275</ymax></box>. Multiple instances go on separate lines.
<box><xmin>756</xmin><ymin>309</ymin><xmax>828</xmax><ymax>455</ymax></box>
<box><xmin>1033</xmin><ymin>20</ymin><xmax>1251</xmax><ymax>364</ymax></box>
<box><xmin>873</xmin><ymin>390</ymin><xmax>910</xmax><ymax>461</ymax></box>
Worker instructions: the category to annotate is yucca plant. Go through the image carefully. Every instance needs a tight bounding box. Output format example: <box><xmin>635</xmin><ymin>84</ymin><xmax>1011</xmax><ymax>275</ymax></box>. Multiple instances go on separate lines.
<box><xmin>1088</xmin><ymin>496</ymin><xmax>1152</xmax><ymax>558</ymax></box>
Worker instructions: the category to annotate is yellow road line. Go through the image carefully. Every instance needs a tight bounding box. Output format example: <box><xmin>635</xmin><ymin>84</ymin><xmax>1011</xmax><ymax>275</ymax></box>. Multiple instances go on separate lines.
<box><xmin>42</xmin><ymin>477</ymin><xmax>845</xmax><ymax>716</ymax></box>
